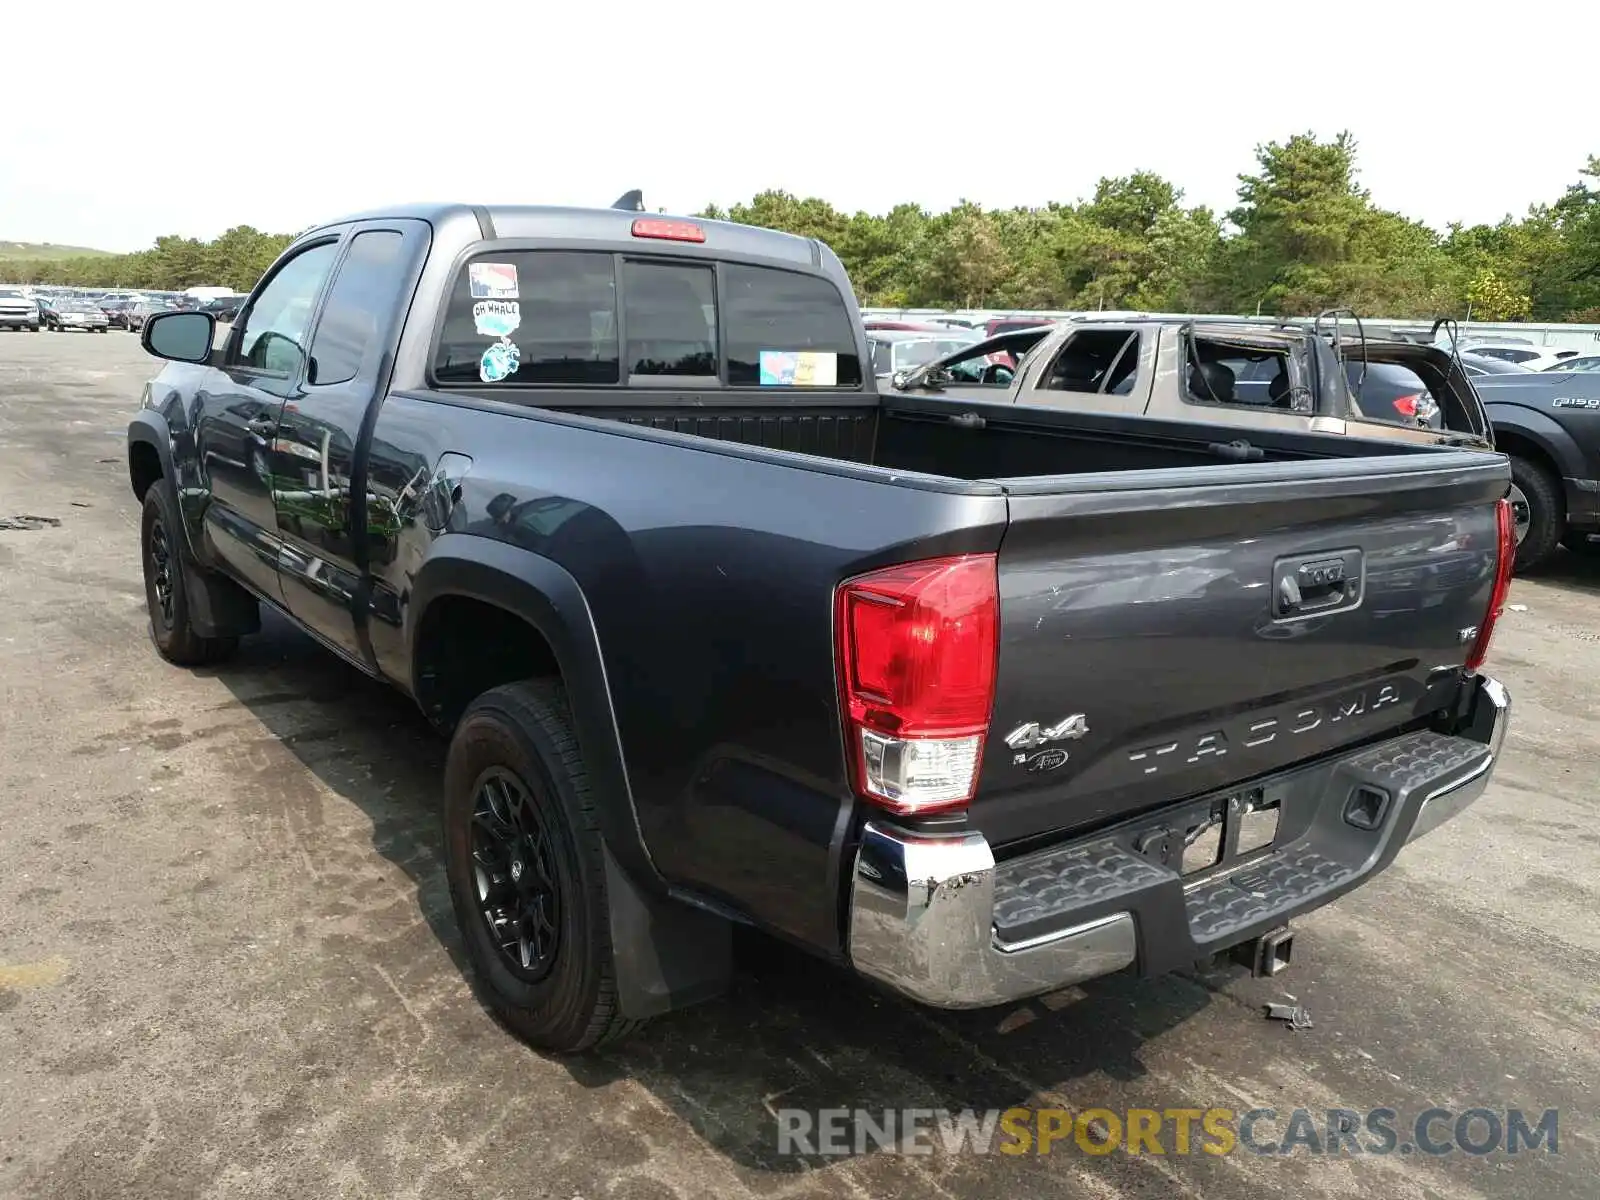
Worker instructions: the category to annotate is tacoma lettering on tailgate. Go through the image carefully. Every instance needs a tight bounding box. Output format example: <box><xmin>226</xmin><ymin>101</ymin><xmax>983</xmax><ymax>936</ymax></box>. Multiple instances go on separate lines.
<box><xmin>1127</xmin><ymin>683</ymin><xmax>1403</xmax><ymax>777</ymax></box>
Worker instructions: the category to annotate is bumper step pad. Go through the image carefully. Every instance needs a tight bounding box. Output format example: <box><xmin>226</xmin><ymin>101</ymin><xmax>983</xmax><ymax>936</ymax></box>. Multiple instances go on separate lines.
<box><xmin>993</xmin><ymin>841</ymin><xmax>1172</xmax><ymax>942</ymax></box>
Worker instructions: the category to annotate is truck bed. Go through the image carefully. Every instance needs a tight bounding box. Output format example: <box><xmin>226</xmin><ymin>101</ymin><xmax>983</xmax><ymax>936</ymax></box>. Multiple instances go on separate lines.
<box><xmin>465</xmin><ymin>387</ymin><xmax>1424</xmax><ymax>482</ymax></box>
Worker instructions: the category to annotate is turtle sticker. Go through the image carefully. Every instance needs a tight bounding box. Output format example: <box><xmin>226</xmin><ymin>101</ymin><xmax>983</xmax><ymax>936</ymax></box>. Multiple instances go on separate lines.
<box><xmin>473</xmin><ymin>300</ymin><xmax>521</xmax><ymax>339</ymax></box>
<box><xmin>479</xmin><ymin>338</ymin><xmax>522</xmax><ymax>383</ymax></box>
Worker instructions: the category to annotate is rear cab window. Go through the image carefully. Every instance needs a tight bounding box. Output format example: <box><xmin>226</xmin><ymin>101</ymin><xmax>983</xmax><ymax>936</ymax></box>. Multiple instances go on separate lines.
<box><xmin>432</xmin><ymin>249</ymin><xmax>862</xmax><ymax>390</ymax></box>
<box><xmin>1345</xmin><ymin>360</ymin><xmax>1441</xmax><ymax>427</ymax></box>
<box><xmin>1182</xmin><ymin>335</ymin><xmax>1308</xmax><ymax>413</ymax></box>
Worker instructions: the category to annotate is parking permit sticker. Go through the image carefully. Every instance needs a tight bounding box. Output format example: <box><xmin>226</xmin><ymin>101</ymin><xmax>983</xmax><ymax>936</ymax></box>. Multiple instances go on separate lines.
<box><xmin>758</xmin><ymin>350</ymin><xmax>838</xmax><ymax>386</ymax></box>
<box><xmin>473</xmin><ymin>300</ymin><xmax>521</xmax><ymax>338</ymax></box>
<box><xmin>469</xmin><ymin>262</ymin><xmax>519</xmax><ymax>299</ymax></box>
<box><xmin>479</xmin><ymin>339</ymin><xmax>522</xmax><ymax>382</ymax></box>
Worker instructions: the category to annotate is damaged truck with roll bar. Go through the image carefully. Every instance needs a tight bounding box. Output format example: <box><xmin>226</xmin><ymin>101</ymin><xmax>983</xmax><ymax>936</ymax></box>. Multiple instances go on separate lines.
<box><xmin>127</xmin><ymin>195</ymin><xmax>1513</xmax><ymax>1051</ymax></box>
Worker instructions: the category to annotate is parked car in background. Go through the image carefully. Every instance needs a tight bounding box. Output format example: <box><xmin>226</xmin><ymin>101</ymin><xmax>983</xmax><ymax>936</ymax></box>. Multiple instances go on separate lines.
<box><xmin>1543</xmin><ymin>354</ymin><xmax>1600</xmax><ymax>373</ymax></box>
<box><xmin>867</xmin><ymin>331</ymin><xmax>989</xmax><ymax>380</ymax></box>
<box><xmin>0</xmin><ymin>287</ymin><xmax>41</xmax><ymax>331</ymax></box>
<box><xmin>199</xmin><ymin>293</ymin><xmax>248</xmax><ymax>322</ymax></box>
<box><xmin>1457</xmin><ymin>352</ymin><xmax>1534</xmax><ymax>378</ymax></box>
<box><xmin>99</xmin><ymin>298</ymin><xmax>135</xmax><ymax>329</ymax></box>
<box><xmin>863</xmin><ymin>320</ymin><xmax>952</xmax><ymax>332</ymax></box>
<box><xmin>896</xmin><ymin>317</ymin><xmax>1489</xmax><ymax>445</ymax></box>
<box><xmin>41</xmin><ymin>296</ymin><xmax>110</xmax><ymax>333</ymax></box>
<box><xmin>1469</xmin><ymin>369</ymin><xmax>1600</xmax><ymax>567</ymax></box>
<box><xmin>1344</xmin><ymin>360</ymin><xmax>1442</xmax><ymax>427</ymax></box>
<box><xmin>127</xmin><ymin>299</ymin><xmax>172</xmax><ymax>332</ymax></box>
<box><xmin>1458</xmin><ymin>343</ymin><xmax>1581</xmax><ymax>371</ymax></box>
<box><xmin>983</xmin><ymin>315</ymin><xmax>1056</xmax><ymax>338</ymax></box>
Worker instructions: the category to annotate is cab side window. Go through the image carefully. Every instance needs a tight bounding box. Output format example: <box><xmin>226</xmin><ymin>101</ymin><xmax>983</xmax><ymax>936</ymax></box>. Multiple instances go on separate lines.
<box><xmin>232</xmin><ymin>241</ymin><xmax>340</xmax><ymax>379</ymax></box>
<box><xmin>1041</xmin><ymin>330</ymin><xmax>1139</xmax><ymax>394</ymax></box>
<box><xmin>307</xmin><ymin>231</ymin><xmax>409</xmax><ymax>386</ymax></box>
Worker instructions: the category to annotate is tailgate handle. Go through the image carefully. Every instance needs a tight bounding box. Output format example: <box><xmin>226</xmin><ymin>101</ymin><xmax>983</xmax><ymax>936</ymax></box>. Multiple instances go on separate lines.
<box><xmin>1273</xmin><ymin>550</ymin><xmax>1363</xmax><ymax>619</ymax></box>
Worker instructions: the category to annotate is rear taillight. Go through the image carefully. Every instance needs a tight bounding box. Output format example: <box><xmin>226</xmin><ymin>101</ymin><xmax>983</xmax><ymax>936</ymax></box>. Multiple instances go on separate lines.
<box><xmin>1391</xmin><ymin>393</ymin><xmax>1441</xmax><ymax>422</ymax></box>
<box><xmin>1466</xmin><ymin>497</ymin><xmax>1515</xmax><ymax>671</ymax></box>
<box><xmin>834</xmin><ymin>555</ymin><xmax>999</xmax><ymax>815</ymax></box>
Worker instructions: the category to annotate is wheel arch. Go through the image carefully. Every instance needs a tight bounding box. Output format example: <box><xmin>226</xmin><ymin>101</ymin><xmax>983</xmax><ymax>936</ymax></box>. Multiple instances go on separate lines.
<box><xmin>1487</xmin><ymin>404</ymin><xmax>1586</xmax><ymax>480</ymax></box>
<box><xmin>408</xmin><ymin>535</ymin><xmax>660</xmax><ymax>891</ymax></box>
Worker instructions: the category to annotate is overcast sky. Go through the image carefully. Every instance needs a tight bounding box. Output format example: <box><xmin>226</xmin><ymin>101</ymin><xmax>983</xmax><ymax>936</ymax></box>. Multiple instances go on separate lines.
<box><xmin>2</xmin><ymin>1</ymin><xmax>1595</xmax><ymax>252</ymax></box>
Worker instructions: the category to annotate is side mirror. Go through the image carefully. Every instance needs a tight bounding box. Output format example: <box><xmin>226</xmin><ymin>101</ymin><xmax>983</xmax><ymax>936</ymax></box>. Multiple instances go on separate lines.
<box><xmin>143</xmin><ymin>310</ymin><xmax>216</xmax><ymax>364</ymax></box>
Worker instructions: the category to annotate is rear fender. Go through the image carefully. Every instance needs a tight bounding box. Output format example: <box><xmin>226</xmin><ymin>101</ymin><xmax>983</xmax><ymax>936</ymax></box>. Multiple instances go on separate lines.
<box><xmin>408</xmin><ymin>536</ymin><xmax>730</xmax><ymax>1019</ymax></box>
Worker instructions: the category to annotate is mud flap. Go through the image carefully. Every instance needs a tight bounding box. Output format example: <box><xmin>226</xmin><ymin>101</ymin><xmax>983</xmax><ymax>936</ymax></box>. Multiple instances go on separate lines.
<box><xmin>604</xmin><ymin>843</ymin><xmax>730</xmax><ymax>1019</ymax></box>
<box><xmin>181</xmin><ymin>556</ymin><xmax>262</xmax><ymax>639</ymax></box>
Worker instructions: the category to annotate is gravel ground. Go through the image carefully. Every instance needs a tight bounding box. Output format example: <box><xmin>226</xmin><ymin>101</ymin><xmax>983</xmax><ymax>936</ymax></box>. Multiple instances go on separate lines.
<box><xmin>0</xmin><ymin>328</ymin><xmax>1596</xmax><ymax>1199</ymax></box>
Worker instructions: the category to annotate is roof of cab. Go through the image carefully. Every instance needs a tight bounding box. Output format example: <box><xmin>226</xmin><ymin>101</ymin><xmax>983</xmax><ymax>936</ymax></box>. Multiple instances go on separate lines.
<box><xmin>305</xmin><ymin>203</ymin><xmax>825</xmax><ymax>269</ymax></box>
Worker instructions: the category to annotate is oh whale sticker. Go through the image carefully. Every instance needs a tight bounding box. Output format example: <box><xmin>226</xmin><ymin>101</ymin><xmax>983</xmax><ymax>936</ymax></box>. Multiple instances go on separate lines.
<box><xmin>479</xmin><ymin>338</ymin><xmax>521</xmax><ymax>383</ymax></box>
<box><xmin>473</xmin><ymin>300</ymin><xmax>520</xmax><ymax>339</ymax></box>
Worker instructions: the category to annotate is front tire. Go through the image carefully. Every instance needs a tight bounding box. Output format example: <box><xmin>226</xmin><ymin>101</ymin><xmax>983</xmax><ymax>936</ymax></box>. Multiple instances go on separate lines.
<box><xmin>443</xmin><ymin>680</ymin><xmax>641</xmax><ymax>1054</ymax></box>
<box><xmin>140</xmin><ymin>486</ymin><xmax>238</xmax><ymax>666</ymax></box>
<box><xmin>1508</xmin><ymin>455</ymin><xmax>1563</xmax><ymax>572</ymax></box>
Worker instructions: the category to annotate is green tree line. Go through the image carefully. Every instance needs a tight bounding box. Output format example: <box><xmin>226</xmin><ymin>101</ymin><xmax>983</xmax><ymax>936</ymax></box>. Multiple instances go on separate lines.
<box><xmin>2</xmin><ymin>225</ymin><xmax>295</xmax><ymax>294</ymax></box>
<box><xmin>8</xmin><ymin>134</ymin><xmax>1600</xmax><ymax>321</ymax></box>
<box><xmin>702</xmin><ymin>133</ymin><xmax>1600</xmax><ymax>322</ymax></box>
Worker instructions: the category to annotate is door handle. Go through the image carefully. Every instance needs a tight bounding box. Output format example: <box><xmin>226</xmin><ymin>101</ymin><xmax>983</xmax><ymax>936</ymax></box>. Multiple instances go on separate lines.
<box><xmin>1272</xmin><ymin>549</ymin><xmax>1363</xmax><ymax>619</ymax></box>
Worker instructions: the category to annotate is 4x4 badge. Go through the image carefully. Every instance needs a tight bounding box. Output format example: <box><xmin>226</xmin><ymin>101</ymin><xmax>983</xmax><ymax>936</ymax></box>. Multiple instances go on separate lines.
<box><xmin>1005</xmin><ymin>714</ymin><xmax>1090</xmax><ymax>751</ymax></box>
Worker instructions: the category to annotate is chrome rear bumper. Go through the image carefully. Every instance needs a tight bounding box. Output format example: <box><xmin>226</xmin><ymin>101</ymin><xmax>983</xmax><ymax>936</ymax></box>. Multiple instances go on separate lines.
<box><xmin>847</xmin><ymin>673</ymin><xmax>1509</xmax><ymax>1010</ymax></box>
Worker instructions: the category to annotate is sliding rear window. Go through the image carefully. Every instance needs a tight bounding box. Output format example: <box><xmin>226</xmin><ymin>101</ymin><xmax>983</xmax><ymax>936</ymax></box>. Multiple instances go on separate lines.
<box><xmin>723</xmin><ymin>263</ymin><xmax>862</xmax><ymax>387</ymax></box>
<box><xmin>433</xmin><ymin>251</ymin><xmax>619</xmax><ymax>385</ymax></box>
<box><xmin>432</xmin><ymin>251</ymin><xmax>861</xmax><ymax>389</ymax></box>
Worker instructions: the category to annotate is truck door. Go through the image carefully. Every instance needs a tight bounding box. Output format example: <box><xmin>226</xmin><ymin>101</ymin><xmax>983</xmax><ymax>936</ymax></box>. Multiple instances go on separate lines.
<box><xmin>272</xmin><ymin>222</ymin><xmax>427</xmax><ymax>665</ymax></box>
<box><xmin>1010</xmin><ymin>326</ymin><xmax>1152</xmax><ymax>415</ymax></box>
<box><xmin>195</xmin><ymin>239</ymin><xmax>342</xmax><ymax>600</ymax></box>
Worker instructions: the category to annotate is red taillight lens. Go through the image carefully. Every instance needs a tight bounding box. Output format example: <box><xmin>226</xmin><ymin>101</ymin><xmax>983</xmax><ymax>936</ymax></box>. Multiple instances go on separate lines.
<box><xmin>631</xmin><ymin>218</ymin><xmax>706</xmax><ymax>243</ymax></box>
<box><xmin>1466</xmin><ymin>497</ymin><xmax>1515</xmax><ymax>671</ymax></box>
<box><xmin>1392</xmin><ymin>394</ymin><xmax>1420</xmax><ymax>418</ymax></box>
<box><xmin>835</xmin><ymin>555</ymin><xmax>999</xmax><ymax>814</ymax></box>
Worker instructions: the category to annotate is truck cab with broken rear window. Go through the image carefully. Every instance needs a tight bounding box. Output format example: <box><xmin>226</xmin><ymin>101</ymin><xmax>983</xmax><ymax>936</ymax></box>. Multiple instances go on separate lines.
<box><xmin>127</xmin><ymin>200</ymin><xmax>1513</xmax><ymax>1053</ymax></box>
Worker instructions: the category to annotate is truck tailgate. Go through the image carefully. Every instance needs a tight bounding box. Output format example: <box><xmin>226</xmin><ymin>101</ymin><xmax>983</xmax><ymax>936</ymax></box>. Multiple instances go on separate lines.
<box><xmin>977</xmin><ymin>451</ymin><xmax>1509</xmax><ymax>849</ymax></box>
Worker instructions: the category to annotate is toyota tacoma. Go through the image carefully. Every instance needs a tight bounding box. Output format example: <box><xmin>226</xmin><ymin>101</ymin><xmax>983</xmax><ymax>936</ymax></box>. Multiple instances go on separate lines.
<box><xmin>127</xmin><ymin>201</ymin><xmax>1514</xmax><ymax>1052</ymax></box>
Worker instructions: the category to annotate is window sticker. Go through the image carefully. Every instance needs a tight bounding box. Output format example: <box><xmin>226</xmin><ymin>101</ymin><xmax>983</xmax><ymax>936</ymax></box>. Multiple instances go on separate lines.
<box><xmin>479</xmin><ymin>339</ymin><xmax>521</xmax><ymax>383</ymax></box>
<box><xmin>473</xmin><ymin>299</ymin><xmax>521</xmax><ymax>338</ymax></box>
<box><xmin>758</xmin><ymin>350</ymin><xmax>838</xmax><ymax>387</ymax></box>
<box><xmin>469</xmin><ymin>262</ymin><xmax>519</xmax><ymax>299</ymax></box>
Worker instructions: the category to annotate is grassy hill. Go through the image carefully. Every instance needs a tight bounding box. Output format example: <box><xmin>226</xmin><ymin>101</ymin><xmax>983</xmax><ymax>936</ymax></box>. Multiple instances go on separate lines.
<box><xmin>0</xmin><ymin>240</ymin><xmax>116</xmax><ymax>261</ymax></box>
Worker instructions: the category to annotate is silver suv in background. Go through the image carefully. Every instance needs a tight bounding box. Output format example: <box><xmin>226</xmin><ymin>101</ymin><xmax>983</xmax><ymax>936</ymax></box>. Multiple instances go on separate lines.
<box><xmin>0</xmin><ymin>288</ymin><xmax>41</xmax><ymax>332</ymax></box>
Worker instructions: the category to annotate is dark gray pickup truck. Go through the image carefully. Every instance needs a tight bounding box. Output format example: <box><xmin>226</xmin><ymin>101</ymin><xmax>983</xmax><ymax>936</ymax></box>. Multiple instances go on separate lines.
<box><xmin>127</xmin><ymin>202</ymin><xmax>1514</xmax><ymax>1052</ymax></box>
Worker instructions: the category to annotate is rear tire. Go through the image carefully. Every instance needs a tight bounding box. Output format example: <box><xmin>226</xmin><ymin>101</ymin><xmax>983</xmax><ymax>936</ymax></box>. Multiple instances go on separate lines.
<box><xmin>140</xmin><ymin>486</ymin><xmax>239</xmax><ymax>666</ymax></box>
<box><xmin>1508</xmin><ymin>455</ymin><xmax>1563</xmax><ymax>573</ymax></box>
<box><xmin>443</xmin><ymin>680</ymin><xmax>643</xmax><ymax>1054</ymax></box>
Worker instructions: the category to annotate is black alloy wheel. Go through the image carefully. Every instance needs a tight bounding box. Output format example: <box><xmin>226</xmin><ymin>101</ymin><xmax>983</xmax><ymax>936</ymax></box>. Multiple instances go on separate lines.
<box><xmin>469</xmin><ymin>766</ymin><xmax>562</xmax><ymax>982</ymax></box>
<box><xmin>147</xmin><ymin>512</ymin><xmax>176</xmax><ymax>631</ymax></box>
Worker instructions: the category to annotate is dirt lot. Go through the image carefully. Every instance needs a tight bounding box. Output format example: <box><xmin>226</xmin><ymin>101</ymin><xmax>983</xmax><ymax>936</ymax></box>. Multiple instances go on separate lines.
<box><xmin>0</xmin><ymin>329</ymin><xmax>1596</xmax><ymax>1200</ymax></box>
